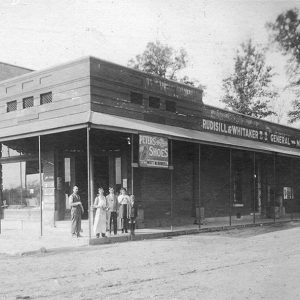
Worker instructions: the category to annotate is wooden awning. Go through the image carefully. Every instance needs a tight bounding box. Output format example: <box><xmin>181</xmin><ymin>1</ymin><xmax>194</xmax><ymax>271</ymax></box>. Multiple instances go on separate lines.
<box><xmin>1</xmin><ymin>110</ymin><xmax>300</xmax><ymax>158</ymax></box>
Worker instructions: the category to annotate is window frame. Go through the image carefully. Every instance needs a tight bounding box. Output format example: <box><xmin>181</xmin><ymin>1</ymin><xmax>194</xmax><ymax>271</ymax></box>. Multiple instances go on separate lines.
<box><xmin>22</xmin><ymin>96</ymin><xmax>34</xmax><ymax>109</ymax></box>
<box><xmin>165</xmin><ymin>100</ymin><xmax>177</xmax><ymax>113</ymax></box>
<box><xmin>6</xmin><ymin>100</ymin><xmax>17</xmax><ymax>113</ymax></box>
<box><xmin>130</xmin><ymin>91</ymin><xmax>143</xmax><ymax>106</ymax></box>
<box><xmin>148</xmin><ymin>96</ymin><xmax>161</xmax><ymax>109</ymax></box>
<box><xmin>40</xmin><ymin>92</ymin><xmax>52</xmax><ymax>105</ymax></box>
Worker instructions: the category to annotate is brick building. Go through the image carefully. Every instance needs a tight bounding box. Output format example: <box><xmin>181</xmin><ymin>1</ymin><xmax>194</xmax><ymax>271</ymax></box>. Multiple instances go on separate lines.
<box><xmin>0</xmin><ymin>56</ymin><xmax>300</xmax><ymax>233</ymax></box>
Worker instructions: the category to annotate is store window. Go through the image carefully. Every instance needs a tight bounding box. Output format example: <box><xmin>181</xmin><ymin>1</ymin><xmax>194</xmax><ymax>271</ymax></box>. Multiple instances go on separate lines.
<box><xmin>1</xmin><ymin>144</ymin><xmax>21</xmax><ymax>158</ymax></box>
<box><xmin>0</xmin><ymin>138</ymin><xmax>40</xmax><ymax>207</ymax></box>
<box><xmin>233</xmin><ymin>169</ymin><xmax>243</xmax><ymax>206</ymax></box>
<box><xmin>2</xmin><ymin>160</ymin><xmax>41</xmax><ymax>207</ymax></box>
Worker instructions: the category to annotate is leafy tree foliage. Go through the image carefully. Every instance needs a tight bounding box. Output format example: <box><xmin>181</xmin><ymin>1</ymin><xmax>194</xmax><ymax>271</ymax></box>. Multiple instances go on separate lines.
<box><xmin>267</xmin><ymin>8</ymin><xmax>300</xmax><ymax>123</ymax></box>
<box><xmin>128</xmin><ymin>41</ymin><xmax>188</xmax><ymax>81</ymax></box>
<box><xmin>221</xmin><ymin>40</ymin><xmax>277</xmax><ymax>119</ymax></box>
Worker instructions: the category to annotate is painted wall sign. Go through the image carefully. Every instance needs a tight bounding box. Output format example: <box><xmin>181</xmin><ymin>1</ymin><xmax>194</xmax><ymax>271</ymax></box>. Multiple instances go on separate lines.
<box><xmin>201</xmin><ymin>118</ymin><xmax>300</xmax><ymax>148</ymax></box>
<box><xmin>139</xmin><ymin>135</ymin><xmax>168</xmax><ymax>168</ymax></box>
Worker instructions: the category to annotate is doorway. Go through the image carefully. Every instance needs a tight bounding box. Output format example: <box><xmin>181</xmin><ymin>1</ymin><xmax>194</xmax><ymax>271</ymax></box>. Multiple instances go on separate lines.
<box><xmin>93</xmin><ymin>155</ymin><xmax>109</xmax><ymax>194</ymax></box>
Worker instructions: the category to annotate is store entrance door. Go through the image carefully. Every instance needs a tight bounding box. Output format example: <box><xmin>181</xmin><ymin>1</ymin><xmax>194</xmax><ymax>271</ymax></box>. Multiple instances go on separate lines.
<box><xmin>93</xmin><ymin>152</ymin><xmax>122</xmax><ymax>196</ymax></box>
<box><xmin>93</xmin><ymin>155</ymin><xmax>109</xmax><ymax>195</ymax></box>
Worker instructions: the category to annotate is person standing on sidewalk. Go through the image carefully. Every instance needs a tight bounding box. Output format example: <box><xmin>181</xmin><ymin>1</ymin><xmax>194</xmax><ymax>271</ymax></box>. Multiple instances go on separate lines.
<box><xmin>129</xmin><ymin>194</ymin><xmax>138</xmax><ymax>236</ymax></box>
<box><xmin>106</xmin><ymin>187</ymin><xmax>118</xmax><ymax>235</ymax></box>
<box><xmin>118</xmin><ymin>188</ymin><xmax>130</xmax><ymax>233</ymax></box>
<box><xmin>69</xmin><ymin>186</ymin><xmax>84</xmax><ymax>237</ymax></box>
<box><xmin>93</xmin><ymin>187</ymin><xmax>107</xmax><ymax>238</ymax></box>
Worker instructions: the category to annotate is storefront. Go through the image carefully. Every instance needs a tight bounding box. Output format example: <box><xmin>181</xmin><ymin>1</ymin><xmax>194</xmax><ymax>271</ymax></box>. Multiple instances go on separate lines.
<box><xmin>0</xmin><ymin>56</ymin><xmax>300</xmax><ymax>236</ymax></box>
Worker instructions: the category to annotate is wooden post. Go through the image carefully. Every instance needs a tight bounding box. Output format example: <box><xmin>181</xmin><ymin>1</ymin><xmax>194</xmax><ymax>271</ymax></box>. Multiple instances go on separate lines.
<box><xmin>273</xmin><ymin>152</ymin><xmax>276</xmax><ymax>223</ymax></box>
<box><xmin>170</xmin><ymin>140</ymin><xmax>173</xmax><ymax>231</ymax></box>
<box><xmin>253</xmin><ymin>152</ymin><xmax>256</xmax><ymax>224</ymax></box>
<box><xmin>87</xmin><ymin>126</ymin><xmax>91</xmax><ymax>241</ymax></box>
<box><xmin>39</xmin><ymin>135</ymin><xmax>43</xmax><ymax>237</ymax></box>
<box><xmin>198</xmin><ymin>144</ymin><xmax>201</xmax><ymax>230</ymax></box>
<box><xmin>229</xmin><ymin>149</ymin><xmax>232</xmax><ymax>226</ymax></box>
<box><xmin>90</xmin><ymin>154</ymin><xmax>94</xmax><ymax>229</ymax></box>
<box><xmin>131</xmin><ymin>134</ymin><xmax>134</xmax><ymax>195</ymax></box>
<box><xmin>291</xmin><ymin>157</ymin><xmax>294</xmax><ymax>220</ymax></box>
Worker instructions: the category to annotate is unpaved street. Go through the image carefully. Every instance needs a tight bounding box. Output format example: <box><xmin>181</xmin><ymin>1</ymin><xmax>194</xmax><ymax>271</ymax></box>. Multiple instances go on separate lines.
<box><xmin>1</xmin><ymin>222</ymin><xmax>300</xmax><ymax>299</ymax></box>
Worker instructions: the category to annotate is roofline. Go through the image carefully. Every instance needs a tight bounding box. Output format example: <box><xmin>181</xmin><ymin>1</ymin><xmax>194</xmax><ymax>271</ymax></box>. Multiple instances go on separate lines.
<box><xmin>0</xmin><ymin>56</ymin><xmax>203</xmax><ymax>94</ymax></box>
<box><xmin>204</xmin><ymin>103</ymin><xmax>300</xmax><ymax>132</ymax></box>
<box><xmin>88</xmin><ymin>56</ymin><xmax>203</xmax><ymax>93</ymax></box>
<box><xmin>0</xmin><ymin>61</ymin><xmax>33</xmax><ymax>72</ymax></box>
<box><xmin>0</xmin><ymin>56</ymin><xmax>91</xmax><ymax>86</ymax></box>
<box><xmin>0</xmin><ymin>55</ymin><xmax>298</xmax><ymax>133</ymax></box>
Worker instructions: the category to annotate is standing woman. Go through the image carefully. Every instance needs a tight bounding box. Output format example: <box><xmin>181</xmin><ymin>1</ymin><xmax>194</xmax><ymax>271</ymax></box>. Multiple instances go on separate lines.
<box><xmin>118</xmin><ymin>188</ymin><xmax>130</xmax><ymax>233</ymax></box>
<box><xmin>93</xmin><ymin>187</ymin><xmax>107</xmax><ymax>238</ymax></box>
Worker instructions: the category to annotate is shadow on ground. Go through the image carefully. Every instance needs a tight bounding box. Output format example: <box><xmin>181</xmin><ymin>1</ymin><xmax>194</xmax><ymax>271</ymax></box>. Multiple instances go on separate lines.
<box><xmin>201</xmin><ymin>221</ymin><xmax>300</xmax><ymax>238</ymax></box>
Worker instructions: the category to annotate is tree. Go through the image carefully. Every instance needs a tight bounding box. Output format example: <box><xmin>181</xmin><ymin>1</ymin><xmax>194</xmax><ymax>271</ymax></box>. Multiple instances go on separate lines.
<box><xmin>267</xmin><ymin>8</ymin><xmax>300</xmax><ymax>123</ymax></box>
<box><xmin>221</xmin><ymin>39</ymin><xmax>277</xmax><ymax>119</ymax></box>
<box><xmin>128</xmin><ymin>41</ymin><xmax>188</xmax><ymax>81</ymax></box>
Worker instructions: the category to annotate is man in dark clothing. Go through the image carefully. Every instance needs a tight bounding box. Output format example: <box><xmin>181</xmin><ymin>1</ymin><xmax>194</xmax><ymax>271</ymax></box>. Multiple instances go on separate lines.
<box><xmin>129</xmin><ymin>195</ymin><xmax>138</xmax><ymax>236</ymax></box>
<box><xmin>106</xmin><ymin>187</ymin><xmax>118</xmax><ymax>235</ymax></box>
<box><xmin>69</xmin><ymin>186</ymin><xmax>84</xmax><ymax>237</ymax></box>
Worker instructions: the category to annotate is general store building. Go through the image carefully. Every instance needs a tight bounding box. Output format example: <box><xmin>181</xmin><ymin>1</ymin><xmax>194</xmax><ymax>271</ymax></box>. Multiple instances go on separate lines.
<box><xmin>0</xmin><ymin>57</ymin><xmax>300</xmax><ymax>234</ymax></box>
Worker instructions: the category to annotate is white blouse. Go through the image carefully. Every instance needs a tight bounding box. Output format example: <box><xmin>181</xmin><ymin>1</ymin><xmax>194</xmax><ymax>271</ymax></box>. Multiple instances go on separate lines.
<box><xmin>118</xmin><ymin>194</ymin><xmax>130</xmax><ymax>205</ymax></box>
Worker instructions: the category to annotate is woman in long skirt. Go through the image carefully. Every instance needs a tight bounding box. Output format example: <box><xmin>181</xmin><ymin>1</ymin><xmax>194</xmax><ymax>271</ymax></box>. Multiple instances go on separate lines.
<box><xmin>93</xmin><ymin>187</ymin><xmax>107</xmax><ymax>238</ymax></box>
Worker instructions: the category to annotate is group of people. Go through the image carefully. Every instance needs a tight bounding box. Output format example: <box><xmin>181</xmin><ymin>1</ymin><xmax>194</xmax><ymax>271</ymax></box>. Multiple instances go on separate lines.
<box><xmin>69</xmin><ymin>185</ymin><xmax>138</xmax><ymax>238</ymax></box>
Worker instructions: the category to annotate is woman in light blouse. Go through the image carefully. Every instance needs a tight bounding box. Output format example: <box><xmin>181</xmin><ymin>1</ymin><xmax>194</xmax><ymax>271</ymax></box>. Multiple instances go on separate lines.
<box><xmin>117</xmin><ymin>188</ymin><xmax>130</xmax><ymax>233</ymax></box>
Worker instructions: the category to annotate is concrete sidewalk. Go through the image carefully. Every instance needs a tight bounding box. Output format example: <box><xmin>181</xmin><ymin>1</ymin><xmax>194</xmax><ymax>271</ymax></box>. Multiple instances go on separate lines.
<box><xmin>0</xmin><ymin>218</ymin><xmax>298</xmax><ymax>256</ymax></box>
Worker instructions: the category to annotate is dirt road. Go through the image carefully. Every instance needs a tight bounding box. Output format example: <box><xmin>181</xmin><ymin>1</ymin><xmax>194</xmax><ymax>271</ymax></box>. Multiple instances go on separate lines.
<box><xmin>1</xmin><ymin>222</ymin><xmax>300</xmax><ymax>299</ymax></box>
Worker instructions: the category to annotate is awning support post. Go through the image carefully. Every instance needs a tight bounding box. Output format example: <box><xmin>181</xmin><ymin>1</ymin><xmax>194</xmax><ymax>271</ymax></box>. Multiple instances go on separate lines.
<box><xmin>273</xmin><ymin>152</ymin><xmax>276</xmax><ymax>223</ymax></box>
<box><xmin>39</xmin><ymin>135</ymin><xmax>43</xmax><ymax>237</ymax></box>
<box><xmin>253</xmin><ymin>152</ymin><xmax>256</xmax><ymax>224</ymax></box>
<box><xmin>87</xmin><ymin>125</ymin><xmax>91</xmax><ymax>241</ymax></box>
<box><xmin>229</xmin><ymin>149</ymin><xmax>232</xmax><ymax>226</ymax></box>
<box><xmin>170</xmin><ymin>140</ymin><xmax>173</xmax><ymax>232</ymax></box>
<box><xmin>131</xmin><ymin>134</ymin><xmax>134</xmax><ymax>195</ymax></box>
<box><xmin>198</xmin><ymin>143</ymin><xmax>201</xmax><ymax>230</ymax></box>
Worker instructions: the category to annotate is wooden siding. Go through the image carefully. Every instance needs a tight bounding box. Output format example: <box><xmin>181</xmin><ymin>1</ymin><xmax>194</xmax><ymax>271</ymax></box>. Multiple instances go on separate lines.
<box><xmin>89</xmin><ymin>57</ymin><xmax>300</xmax><ymax>141</ymax></box>
<box><xmin>1</xmin><ymin>56</ymin><xmax>300</xmax><ymax>144</ymax></box>
<box><xmin>89</xmin><ymin>56</ymin><xmax>203</xmax><ymax>103</ymax></box>
<box><xmin>0</xmin><ymin>58</ymin><xmax>91</xmax><ymax>139</ymax></box>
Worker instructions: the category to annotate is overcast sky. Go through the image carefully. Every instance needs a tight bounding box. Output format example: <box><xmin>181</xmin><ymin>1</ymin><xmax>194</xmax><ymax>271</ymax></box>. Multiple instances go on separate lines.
<box><xmin>1</xmin><ymin>0</ymin><xmax>299</xmax><ymax>123</ymax></box>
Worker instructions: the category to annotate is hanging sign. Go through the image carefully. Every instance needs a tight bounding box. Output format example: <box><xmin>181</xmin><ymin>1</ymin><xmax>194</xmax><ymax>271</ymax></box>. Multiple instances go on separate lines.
<box><xmin>139</xmin><ymin>135</ymin><xmax>168</xmax><ymax>168</ymax></box>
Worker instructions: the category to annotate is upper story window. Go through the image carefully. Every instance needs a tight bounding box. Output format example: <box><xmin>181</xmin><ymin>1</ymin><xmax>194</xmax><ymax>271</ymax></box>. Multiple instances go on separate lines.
<box><xmin>149</xmin><ymin>96</ymin><xmax>160</xmax><ymax>109</ymax></box>
<box><xmin>130</xmin><ymin>92</ymin><xmax>143</xmax><ymax>105</ymax></box>
<box><xmin>7</xmin><ymin>100</ymin><xmax>17</xmax><ymax>112</ymax></box>
<box><xmin>23</xmin><ymin>96</ymin><xmax>34</xmax><ymax>109</ymax></box>
<box><xmin>165</xmin><ymin>100</ymin><xmax>176</xmax><ymax>113</ymax></box>
<box><xmin>40</xmin><ymin>92</ymin><xmax>52</xmax><ymax>105</ymax></box>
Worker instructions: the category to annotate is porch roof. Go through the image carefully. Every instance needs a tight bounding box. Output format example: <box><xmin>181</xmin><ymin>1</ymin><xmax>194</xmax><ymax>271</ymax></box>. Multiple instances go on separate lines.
<box><xmin>90</xmin><ymin>112</ymin><xmax>300</xmax><ymax>158</ymax></box>
<box><xmin>1</xmin><ymin>110</ymin><xmax>300</xmax><ymax>158</ymax></box>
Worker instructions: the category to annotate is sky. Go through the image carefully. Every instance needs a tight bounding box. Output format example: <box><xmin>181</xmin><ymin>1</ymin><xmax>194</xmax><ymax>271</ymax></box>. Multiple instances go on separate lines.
<box><xmin>0</xmin><ymin>0</ymin><xmax>299</xmax><ymax>124</ymax></box>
